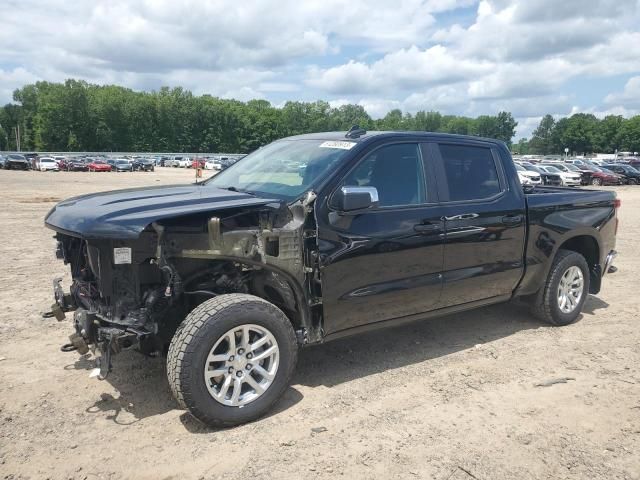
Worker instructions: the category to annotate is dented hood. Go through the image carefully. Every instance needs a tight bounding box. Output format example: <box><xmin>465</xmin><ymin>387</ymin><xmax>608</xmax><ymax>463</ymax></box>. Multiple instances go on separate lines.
<box><xmin>45</xmin><ymin>184</ymin><xmax>279</xmax><ymax>239</ymax></box>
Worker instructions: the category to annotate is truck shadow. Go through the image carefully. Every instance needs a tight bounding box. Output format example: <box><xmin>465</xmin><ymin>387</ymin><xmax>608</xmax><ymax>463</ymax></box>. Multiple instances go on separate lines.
<box><xmin>296</xmin><ymin>302</ymin><xmax>541</xmax><ymax>388</ymax></box>
<box><xmin>68</xmin><ymin>296</ymin><xmax>605</xmax><ymax>426</ymax></box>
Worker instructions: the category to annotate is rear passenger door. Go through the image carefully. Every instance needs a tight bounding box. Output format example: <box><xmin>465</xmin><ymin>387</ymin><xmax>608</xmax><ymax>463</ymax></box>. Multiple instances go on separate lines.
<box><xmin>431</xmin><ymin>142</ymin><xmax>526</xmax><ymax>307</ymax></box>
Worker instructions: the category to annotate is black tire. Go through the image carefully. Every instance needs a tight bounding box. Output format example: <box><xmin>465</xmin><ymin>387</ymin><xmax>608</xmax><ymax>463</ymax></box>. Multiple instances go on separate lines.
<box><xmin>167</xmin><ymin>294</ymin><xmax>298</xmax><ymax>427</ymax></box>
<box><xmin>530</xmin><ymin>249</ymin><xmax>590</xmax><ymax>326</ymax></box>
<box><xmin>591</xmin><ymin>177</ymin><xmax>602</xmax><ymax>186</ymax></box>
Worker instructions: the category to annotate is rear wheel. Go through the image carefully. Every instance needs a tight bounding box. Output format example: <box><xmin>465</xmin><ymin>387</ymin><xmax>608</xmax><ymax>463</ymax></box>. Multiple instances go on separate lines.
<box><xmin>167</xmin><ymin>294</ymin><xmax>298</xmax><ymax>427</ymax></box>
<box><xmin>530</xmin><ymin>249</ymin><xmax>590</xmax><ymax>326</ymax></box>
<box><xmin>591</xmin><ymin>177</ymin><xmax>602</xmax><ymax>186</ymax></box>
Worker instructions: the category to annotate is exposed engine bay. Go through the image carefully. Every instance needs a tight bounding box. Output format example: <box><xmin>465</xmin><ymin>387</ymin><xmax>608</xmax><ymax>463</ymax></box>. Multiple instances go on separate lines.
<box><xmin>51</xmin><ymin>193</ymin><xmax>321</xmax><ymax>378</ymax></box>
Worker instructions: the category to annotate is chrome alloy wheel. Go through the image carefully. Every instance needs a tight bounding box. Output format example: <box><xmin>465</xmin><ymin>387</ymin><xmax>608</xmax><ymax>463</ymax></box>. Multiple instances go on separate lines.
<box><xmin>204</xmin><ymin>324</ymin><xmax>279</xmax><ymax>407</ymax></box>
<box><xmin>557</xmin><ymin>266</ymin><xmax>584</xmax><ymax>314</ymax></box>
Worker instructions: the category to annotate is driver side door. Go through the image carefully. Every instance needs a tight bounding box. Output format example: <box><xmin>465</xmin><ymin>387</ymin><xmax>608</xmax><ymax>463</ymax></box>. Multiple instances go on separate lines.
<box><xmin>316</xmin><ymin>141</ymin><xmax>445</xmax><ymax>335</ymax></box>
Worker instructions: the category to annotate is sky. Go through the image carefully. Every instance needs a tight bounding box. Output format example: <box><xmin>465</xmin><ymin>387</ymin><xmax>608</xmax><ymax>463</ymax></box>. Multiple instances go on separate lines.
<box><xmin>1</xmin><ymin>0</ymin><xmax>639</xmax><ymax>138</ymax></box>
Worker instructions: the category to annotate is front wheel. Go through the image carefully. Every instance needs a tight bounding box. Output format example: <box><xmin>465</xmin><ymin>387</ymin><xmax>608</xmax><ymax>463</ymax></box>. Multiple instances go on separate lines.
<box><xmin>530</xmin><ymin>249</ymin><xmax>590</xmax><ymax>326</ymax></box>
<box><xmin>591</xmin><ymin>177</ymin><xmax>602</xmax><ymax>186</ymax></box>
<box><xmin>167</xmin><ymin>294</ymin><xmax>298</xmax><ymax>427</ymax></box>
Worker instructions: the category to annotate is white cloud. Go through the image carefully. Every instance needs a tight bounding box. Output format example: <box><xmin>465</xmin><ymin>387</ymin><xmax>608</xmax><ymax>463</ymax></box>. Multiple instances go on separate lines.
<box><xmin>0</xmin><ymin>68</ymin><xmax>40</xmax><ymax>105</ymax></box>
<box><xmin>0</xmin><ymin>0</ymin><xmax>639</xmax><ymax>134</ymax></box>
<box><xmin>306</xmin><ymin>0</ymin><xmax>640</xmax><ymax>129</ymax></box>
<box><xmin>308</xmin><ymin>45</ymin><xmax>491</xmax><ymax>94</ymax></box>
<box><xmin>604</xmin><ymin>77</ymin><xmax>640</xmax><ymax>108</ymax></box>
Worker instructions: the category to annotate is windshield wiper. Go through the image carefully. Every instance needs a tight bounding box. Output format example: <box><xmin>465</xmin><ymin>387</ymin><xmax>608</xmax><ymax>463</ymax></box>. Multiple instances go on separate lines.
<box><xmin>220</xmin><ymin>186</ymin><xmax>256</xmax><ymax>196</ymax></box>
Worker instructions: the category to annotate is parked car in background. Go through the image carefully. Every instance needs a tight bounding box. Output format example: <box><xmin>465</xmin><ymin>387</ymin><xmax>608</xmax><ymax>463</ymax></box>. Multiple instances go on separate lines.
<box><xmin>0</xmin><ymin>154</ymin><xmax>6</xmax><ymax>169</ymax></box>
<box><xmin>39</xmin><ymin>157</ymin><xmax>60</xmax><ymax>172</ymax></box>
<box><xmin>114</xmin><ymin>159</ymin><xmax>133</xmax><ymax>172</ymax></box>
<box><xmin>599</xmin><ymin>167</ymin><xmax>626</xmax><ymax>184</ymax></box>
<box><xmin>133</xmin><ymin>159</ymin><xmax>155</xmax><ymax>171</ymax></box>
<box><xmin>167</xmin><ymin>156</ymin><xmax>189</xmax><ymax>167</ymax></box>
<box><xmin>517</xmin><ymin>162</ymin><xmax>562</xmax><ymax>186</ymax></box>
<box><xmin>66</xmin><ymin>158</ymin><xmax>89</xmax><ymax>171</ymax></box>
<box><xmin>24</xmin><ymin>153</ymin><xmax>40</xmax><ymax>169</ymax></box>
<box><xmin>542</xmin><ymin>163</ymin><xmax>588</xmax><ymax>185</ymax></box>
<box><xmin>205</xmin><ymin>159</ymin><xmax>222</xmax><ymax>170</ymax></box>
<box><xmin>539</xmin><ymin>164</ymin><xmax>581</xmax><ymax>186</ymax></box>
<box><xmin>514</xmin><ymin>163</ymin><xmax>541</xmax><ymax>185</ymax></box>
<box><xmin>191</xmin><ymin>158</ymin><xmax>206</xmax><ymax>169</ymax></box>
<box><xmin>623</xmin><ymin>158</ymin><xmax>640</xmax><ymax>169</ymax></box>
<box><xmin>603</xmin><ymin>164</ymin><xmax>640</xmax><ymax>184</ymax></box>
<box><xmin>579</xmin><ymin>166</ymin><xmax>621</xmax><ymax>186</ymax></box>
<box><xmin>87</xmin><ymin>160</ymin><xmax>112</xmax><ymax>172</ymax></box>
<box><xmin>5</xmin><ymin>154</ymin><xmax>31</xmax><ymax>170</ymax></box>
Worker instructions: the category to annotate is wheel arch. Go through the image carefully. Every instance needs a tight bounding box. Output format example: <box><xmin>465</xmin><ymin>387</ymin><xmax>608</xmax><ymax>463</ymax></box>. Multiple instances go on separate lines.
<box><xmin>178</xmin><ymin>257</ymin><xmax>312</xmax><ymax>336</ymax></box>
<box><xmin>557</xmin><ymin>235</ymin><xmax>601</xmax><ymax>294</ymax></box>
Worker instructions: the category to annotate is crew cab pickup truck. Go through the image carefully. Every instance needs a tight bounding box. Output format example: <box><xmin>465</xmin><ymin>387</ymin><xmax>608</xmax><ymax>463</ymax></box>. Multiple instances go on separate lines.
<box><xmin>45</xmin><ymin>129</ymin><xmax>618</xmax><ymax>427</ymax></box>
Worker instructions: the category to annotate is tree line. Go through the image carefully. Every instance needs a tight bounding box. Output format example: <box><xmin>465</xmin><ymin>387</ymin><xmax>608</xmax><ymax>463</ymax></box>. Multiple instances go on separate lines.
<box><xmin>515</xmin><ymin>113</ymin><xmax>640</xmax><ymax>156</ymax></box>
<box><xmin>1</xmin><ymin>79</ymin><xmax>637</xmax><ymax>155</ymax></box>
<box><xmin>0</xmin><ymin>79</ymin><xmax>517</xmax><ymax>153</ymax></box>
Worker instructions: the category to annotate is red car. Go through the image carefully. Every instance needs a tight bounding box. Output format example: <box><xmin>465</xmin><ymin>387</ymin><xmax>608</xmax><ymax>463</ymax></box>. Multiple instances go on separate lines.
<box><xmin>191</xmin><ymin>158</ymin><xmax>206</xmax><ymax>169</ymax></box>
<box><xmin>579</xmin><ymin>167</ymin><xmax>621</xmax><ymax>186</ymax></box>
<box><xmin>87</xmin><ymin>160</ymin><xmax>112</xmax><ymax>172</ymax></box>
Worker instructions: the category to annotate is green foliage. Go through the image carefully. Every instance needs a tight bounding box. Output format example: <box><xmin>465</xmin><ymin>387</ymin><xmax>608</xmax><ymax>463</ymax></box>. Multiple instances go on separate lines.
<box><xmin>527</xmin><ymin>113</ymin><xmax>640</xmax><ymax>155</ymax></box>
<box><xmin>25</xmin><ymin>77</ymin><xmax>640</xmax><ymax>154</ymax></box>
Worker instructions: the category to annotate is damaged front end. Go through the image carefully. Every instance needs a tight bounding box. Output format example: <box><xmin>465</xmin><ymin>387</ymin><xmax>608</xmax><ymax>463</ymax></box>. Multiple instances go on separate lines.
<box><xmin>47</xmin><ymin>190</ymin><xmax>321</xmax><ymax>378</ymax></box>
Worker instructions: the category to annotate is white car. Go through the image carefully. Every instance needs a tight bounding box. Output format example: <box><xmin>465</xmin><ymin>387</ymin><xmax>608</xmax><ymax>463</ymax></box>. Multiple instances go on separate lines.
<box><xmin>541</xmin><ymin>163</ymin><xmax>584</xmax><ymax>185</ymax></box>
<box><xmin>515</xmin><ymin>163</ymin><xmax>542</xmax><ymax>185</ymax></box>
<box><xmin>169</xmin><ymin>156</ymin><xmax>190</xmax><ymax>168</ymax></box>
<box><xmin>204</xmin><ymin>159</ymin><xmax>222</xmax><ymax>170</ymax></box>
<box><xmin>39</xmin><ymin>157</ymin><xmax>60</xmax><ymax>172</ymax></box>
<box><xmin>538</xmin><ymin>165</ymin><xmax>581</xmax><ymax>186</ymax></box>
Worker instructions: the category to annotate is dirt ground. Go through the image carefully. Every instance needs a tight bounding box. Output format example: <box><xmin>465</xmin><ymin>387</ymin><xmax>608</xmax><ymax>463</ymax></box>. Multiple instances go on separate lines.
<box><xmin>0</xmin><ymin>168</ymin><xmax>639</xmax><ymax>480</ymax></box>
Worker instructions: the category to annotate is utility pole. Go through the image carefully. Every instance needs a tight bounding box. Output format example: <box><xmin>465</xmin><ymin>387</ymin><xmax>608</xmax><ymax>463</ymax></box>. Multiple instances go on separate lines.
<box><xmin>13</xmin><ymin>125</ymin><xmax>21</xmax><ymax>151</ymax></box>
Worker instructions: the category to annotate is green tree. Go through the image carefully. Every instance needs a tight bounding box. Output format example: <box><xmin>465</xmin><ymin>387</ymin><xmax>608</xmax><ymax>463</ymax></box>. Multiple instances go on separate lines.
<box><xmin>529</xmin><ymin>114</ymin><xmax>556</xmax><ymax>154</ymax></box>
<box><xmin>593</xmin><ymin>115</ymin><xmax>623</xmax><ymax>153</ymax></box>
<box><xmin>561</xmin><ymin>113</ymin><xmax>598</xmax><ymax>155</ymax></box>
<box><xmin>514</xmin><ymin>138</ymin><xmax>530</xmax><ymax>155</ymax></box>
<box><xmin>617</xmin><ymin>116</ymin><xmax>640</xmax><ymax>152</ymax></box>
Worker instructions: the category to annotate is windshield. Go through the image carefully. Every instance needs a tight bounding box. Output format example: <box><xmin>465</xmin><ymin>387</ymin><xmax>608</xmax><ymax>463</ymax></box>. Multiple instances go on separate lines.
<box><xmin>514</xmin><ymin>164</ymin><xmax>525</xmax><ymax>172</ymax></box>
<box><xmin>543</xmin><ymin>166</ymin><xmax>561</xmax><ymax>173</ymax></box>
<box><xmin>206</xmin><ymin>139</ymin><xmax>354</xmax><ymax>200</ymax></box>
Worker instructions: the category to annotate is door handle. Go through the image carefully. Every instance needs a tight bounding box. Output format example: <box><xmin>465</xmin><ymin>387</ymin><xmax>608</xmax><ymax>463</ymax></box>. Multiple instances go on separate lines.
<box><xmin>443</xmin><ymin>213</ymin><xmax>479</xmax><ymax>221</ymax></box>
<box><xmin>502</xmin><ymin>214</ymin><xmax>523</xmax><ymax>226</ymax></box>
<box><xmin>414</xmin><ymin>223</ymin><xmax>442</xmax><ymax>233</ymax></box>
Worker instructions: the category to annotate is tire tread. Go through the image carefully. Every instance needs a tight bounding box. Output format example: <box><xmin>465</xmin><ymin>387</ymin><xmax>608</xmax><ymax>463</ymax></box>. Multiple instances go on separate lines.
<box><xmin>166</xmin><ymin>294</ymin><xmax>297</xmax><ymax>427</ymax></box>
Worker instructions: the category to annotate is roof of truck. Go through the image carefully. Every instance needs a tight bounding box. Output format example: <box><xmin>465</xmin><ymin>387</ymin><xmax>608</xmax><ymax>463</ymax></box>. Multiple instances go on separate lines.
<box><xmin>285</xmin><ymin>130</ymin><xmax>508</xmax><ymax>147</ymax></box>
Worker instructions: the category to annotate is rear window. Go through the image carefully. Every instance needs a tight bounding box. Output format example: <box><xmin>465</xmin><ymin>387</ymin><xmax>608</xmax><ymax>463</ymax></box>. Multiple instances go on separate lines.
<box><xmin>438</xmin><ymin>144</ymin><xmax>502</xmax><ymax>201</ymax></box>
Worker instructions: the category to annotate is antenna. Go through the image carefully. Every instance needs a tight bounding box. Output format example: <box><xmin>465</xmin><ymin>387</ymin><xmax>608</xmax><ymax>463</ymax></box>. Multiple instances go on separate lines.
<box><xmin>345</xmin><ymin>125</ymin><xmax>367</xmax><ymax>139</ymax></box>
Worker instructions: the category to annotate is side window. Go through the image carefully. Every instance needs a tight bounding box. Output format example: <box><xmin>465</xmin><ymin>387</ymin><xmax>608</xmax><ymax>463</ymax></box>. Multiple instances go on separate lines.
<box><xmin>438</xmin><ymin>144</ymin><xmax>501</xmax><ymax>201</ymax></box>
<box><xmin>342</xmin><ymin>143</ymin><xmax>425</xmax><ymax>207</ymax></box>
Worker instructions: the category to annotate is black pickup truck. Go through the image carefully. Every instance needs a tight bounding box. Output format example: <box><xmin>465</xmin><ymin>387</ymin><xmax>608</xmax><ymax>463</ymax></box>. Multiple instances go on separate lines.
<box><xmin>45</xmin><ymin>129</ymin><xmax>618</xmax><ymax>427</ymax></box>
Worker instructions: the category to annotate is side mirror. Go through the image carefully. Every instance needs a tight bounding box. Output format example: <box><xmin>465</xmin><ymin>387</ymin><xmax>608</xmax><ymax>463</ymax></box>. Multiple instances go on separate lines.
<box><xmin>332</xmin><ymin>186</ymin><xmax>379</xmax><ymax>212</ymax></box>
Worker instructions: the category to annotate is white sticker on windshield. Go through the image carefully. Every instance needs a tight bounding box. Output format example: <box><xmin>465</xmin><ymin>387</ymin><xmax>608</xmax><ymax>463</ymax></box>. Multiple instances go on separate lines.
<box><xmin>114</xmin><ymin>247</ymin><xmax>132</xmax><ymax>265</ymax></box>
<box><xmin>319</xmin><ymin>141</ymin><xmax>356</xmax><ymax>150</ymax></box>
